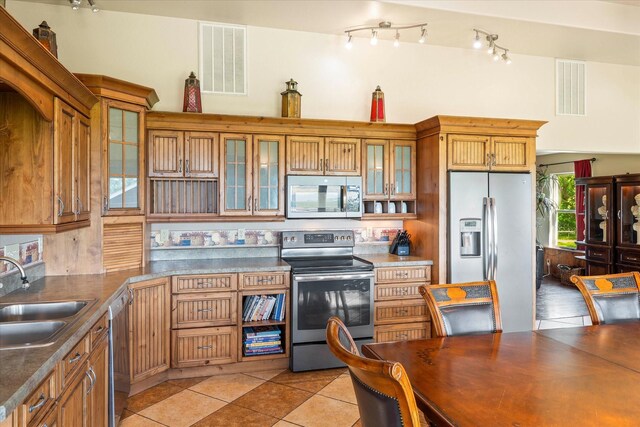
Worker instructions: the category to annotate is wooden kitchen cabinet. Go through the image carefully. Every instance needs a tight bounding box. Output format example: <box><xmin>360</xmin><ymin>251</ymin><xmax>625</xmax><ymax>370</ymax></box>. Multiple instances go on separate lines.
<box><xmin>447</xmin><ymin>134</ymin><xmax>533</xmax><ymax>172</ymax></box>
<box><xmin>86</xmin><ymin>337</ymin><xmax>108</xmax><ymax>427</ymax></box>
<box><xmin>148</xmin><ymin>130</ymin><xmax>218</xmax><ymax>178</ymax></box>
<box><xmin>220</xmin><ymin>134</ymin><xmax>285</xmax><ymax>217</ymax></box>
<box><xmin>128</xmin><ymin>278</ymin><xmax>171</xmax><ymax>384</ymax></box>
<box><xmin>0</xmin><ymin>9</ymin><xmax>98</xmax><ymax>233</ymax></box>
<box><xmin>286</xmin><ymin>136</ymin><xmax>360</xmax><ymax>176</ymax></box>
<box><xmin>57</xmin><ymin>369</ymin><xmax>87</xmax><ymax>427</ymax></box>
<box><xmin>373</xmin><ymin>265</ymin><xmax>431</xmax><ymax>343</ymax></box>
<box><xmin>362</xmin><ymin>139</ymin><xmax>416</xmax><ymax>201</ymax></box>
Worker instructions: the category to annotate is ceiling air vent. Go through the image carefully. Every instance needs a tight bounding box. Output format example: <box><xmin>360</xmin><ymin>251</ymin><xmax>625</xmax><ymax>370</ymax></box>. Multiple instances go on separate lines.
<box><xmin>556</xmin><ymin>59</ymin><xmax>586</xmax><ymax>116</ymax></box>
<box><xmin>199</xmin><ymin>22</ymin><xmax>246</xmax><ymax>95</ymax></box>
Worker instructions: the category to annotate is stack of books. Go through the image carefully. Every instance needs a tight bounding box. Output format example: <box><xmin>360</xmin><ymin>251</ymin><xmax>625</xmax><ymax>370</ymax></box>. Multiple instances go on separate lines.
<box><xmin>243</xmin><ymin>326</ymin><xmax>283</xmax><ymax>356</ymax></box>
<box><xmin>242</xmin><ymin>294</ymin><xmax>286</xmax><ymax>322</ymax></box>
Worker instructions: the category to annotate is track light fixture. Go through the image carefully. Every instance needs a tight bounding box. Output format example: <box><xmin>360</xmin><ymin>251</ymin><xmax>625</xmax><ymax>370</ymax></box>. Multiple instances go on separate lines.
<box><xmin>69</xmin><ymin>0</ymin><xmax>99</xmax><ymax>12</ymax></box>
<box><xmin>473</xmin><ymin>29</ymin><xmax>511</xmax><ymax>64</ymax></box>
<box><xmin>344</xmin><ymin>21</ymin><xmax>428</xmax><ymax>49</ymax></box>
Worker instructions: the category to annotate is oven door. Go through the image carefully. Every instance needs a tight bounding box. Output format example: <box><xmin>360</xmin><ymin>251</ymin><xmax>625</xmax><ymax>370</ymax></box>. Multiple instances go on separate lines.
<box><xmin>292</xmin><ymin>271</ymin><xmax>374</xmax><ymax>343</ymax></box>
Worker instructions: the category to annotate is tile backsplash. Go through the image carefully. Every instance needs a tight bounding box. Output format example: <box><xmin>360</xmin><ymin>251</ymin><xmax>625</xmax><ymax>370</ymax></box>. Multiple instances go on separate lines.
<box><xmin>0</xmin><ymin>235</ymin><xmax>43</xmax><ymax>275</ymax></box>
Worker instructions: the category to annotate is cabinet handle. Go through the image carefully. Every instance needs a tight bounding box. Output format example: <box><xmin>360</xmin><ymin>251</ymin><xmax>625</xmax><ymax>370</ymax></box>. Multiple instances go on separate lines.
<box><xmin>395</xmin><ymin>272</ymin><xmax>409</xmax><ymax>278</ymax></box>
<box><xmin>103</xmin><ymin>196</ymin><xmax>108</xmax><ymax>213</ymax></box>
<box><xmin>254</xmin><ymin>197</ymin><xmax>258</xmax><ymax>211</ymax></box>
<box><xmin>326</xmin><ymin>159</ymin><xmax>330</xmax><ymax>171</ymax></box>
<box><xmin>76</xmin><ymin>197</ymin><xmax>84</xmax><ymax>215</ymax></box>
<box><xmin>398</xmin><ymin>333</ymin><xmax>408</xmax><ymax>339</ymax></box>
<box><xmin>28</xmin><ymin>394</ymin><xmax>46</xmax><ymax>413</ymax></box>
<box><xmin>69</xmin><ymin>352</ymin><xmax>82</xmax><ymax>364</ymax></box>
<box><xmin>627</xmin><ymin>256</ymin><xmax>638</xmax><ymax>262</ymax></box>
<box><xmin>196</xmin><ymin>308</ymin><xmax>213</xmax><ymax>313</ymax></box>
<box><xmin>179</xmin><ymin>159</ymin><xmax>183</xmax><ymax>173</ymax></box>
<box><xmin>486</xmin><ymin>153</ymin><xmax>491</xmax><ymax>166</ymax></box>
<box><xmin>247</xmin><ymin>196</ymin><xmax>252</xmax><ymax>210</ymax></box>
<box><xmin>57</xmin><ymin>196</ymin><xmax>64</xmax><ymax>217</ymax></box>
<box><xmin>93</xmin><ymin>326</ymin><xmax>104</xmax><ymax>334</ymax></box>
<box><xmin>384</xmin><ymin>183</ymin><xmax>388</xmax><ymax>196</ymax></box>
<box><xmin>128</xmin><ymin>288</ymin><xmax>134</xmax><ymax>305</ymax></box>
<box><xmin>257</xmin><ymin>277</ymin><xmax>274</xmax><ymax>283</ymax></box>
<box><xmin>618</xmin><ymin>210</ymin><xmax>622</xmax><ymax>220</ymax></box>
<box><xmin>185</xmin><ymin>159</ymin><xmax>190</xmax><ymax>174</ymax></box>
<box><xmin>85</xmin><ymin>368</ymin><xmax>95</xmax><ymax>395</ymax></box>
<box><xmin>391</xmin><ymin>183</ymin><xmax>395</xmax><ymax>195</ymax></box>
<box><xmin>197</xmin><ymin>345</ymin><xmax>213</xmax><ymax>350</ymax></box>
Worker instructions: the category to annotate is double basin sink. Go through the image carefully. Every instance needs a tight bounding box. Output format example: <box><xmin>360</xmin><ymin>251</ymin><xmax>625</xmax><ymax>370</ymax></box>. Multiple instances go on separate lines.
<box><xmin>0</xmin><ymin>300</ymin><xmax>96</xmax><ymax>350</ymax></box>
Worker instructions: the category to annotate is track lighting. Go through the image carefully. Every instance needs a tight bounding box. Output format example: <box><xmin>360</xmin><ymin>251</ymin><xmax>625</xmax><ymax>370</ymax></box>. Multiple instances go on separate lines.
<box><xmin>69</xmin><ymin>0</ymin><xmax>99</xmax><ymax>12</ymax></box>
<box><xmin>473</xmin><ymin>29</ymin><xmax>511</xmax><ymax>65</ymax></box>
<box><xmin>344</xmin><ymin>21</ymin><xmax>428</xmax><ymax>49</ymax></box>
<box><xmin>370</xmin><ymin>30</ymin><xmax>378</xmax><ymax>46</ymax></box>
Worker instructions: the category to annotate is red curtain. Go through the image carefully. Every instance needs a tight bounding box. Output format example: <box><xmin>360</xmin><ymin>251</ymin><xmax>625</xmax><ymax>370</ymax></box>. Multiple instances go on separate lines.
<box><xmin>574</xmin><ymin>159</ymin><xmax>592</xmax><ymax>249</ymax></box>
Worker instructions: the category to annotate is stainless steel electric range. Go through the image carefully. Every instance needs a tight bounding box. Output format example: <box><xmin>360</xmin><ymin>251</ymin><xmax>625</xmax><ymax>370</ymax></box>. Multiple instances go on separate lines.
<box><xmin>281</xmin><ymin>230</ymin><xmax>374</xmax><ymax>372</ymax></box>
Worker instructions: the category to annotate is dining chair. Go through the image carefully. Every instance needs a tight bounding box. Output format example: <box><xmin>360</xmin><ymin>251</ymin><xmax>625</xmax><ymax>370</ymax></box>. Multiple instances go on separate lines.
<box><xmin>570</xmin><ymin>271</ymin><xmax>640</xmax><ymax>325</ymax></box>
<box><xmin>418</xmin><ymin>280</ymin><xmax>502</xmax><ymax>337</ymax></box>
<box><xmin>326</xmin><ymin>316</ymin><xmax>422</xmax><ymax>427</ymax></box>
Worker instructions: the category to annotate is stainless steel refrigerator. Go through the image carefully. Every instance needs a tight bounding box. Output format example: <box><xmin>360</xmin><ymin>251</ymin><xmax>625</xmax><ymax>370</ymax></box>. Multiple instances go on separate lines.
<box><xmin>448</xmin><ymin>171</ymin><xmax>533</xmax><ymax>332</ymax></box>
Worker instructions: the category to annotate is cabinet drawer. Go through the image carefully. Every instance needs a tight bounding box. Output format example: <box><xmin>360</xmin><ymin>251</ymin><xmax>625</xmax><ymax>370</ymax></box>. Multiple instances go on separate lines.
<box><xmin>31</xmin><ymin>403</ymin><xmax>57</xmax><ymax>427</ymax></box>
<box><xmin>376</xmin><ymin>266</ymin><xmax>431</xmax><ymax>283</ymax></box>
<box><xmin>19</xmin><ymin>370</ymin><xmax>56</xmax><ymax>426</ymax></box>
<box><xmin>59</xmin><ymin>335</ymin><xmax>89</xmax><ymax>389</ymax></box>
<box><xmin>89</xmin><ymin>312</ymin><xmax>108</xmax><ymax>348</ymax></box>
<box><xmin>172</xmin><ymin>292</ymin><xmax>237</xmax><ymax>329</ymax></box>
<box><xmin>618</xmin><ymin>249</ymin><xmax>640</xmax><ymax>267</ymax></box>
<box><xmin>239</xmin><ymin>271</ymin><xmax>289</xmax><ymax>290</ymax></box>
<box><xmin>171</xmin><ymin>327</ymin><xmax>237</xmax><ymax>368</ymax></box>
<box><xmin>374</xmin><ymin>299</ymin><xmax>430</xmax><ymax>325</ymax></box>
<box><xmin>375</xmin><ymin>322</ymin><xmax>431</xmax><ymax>343</ymax></box>
<box><xmin>375</xmin><ymin>282</ymin><xmax>428</xmax><ymax>301</ymax></box>
<box><xmin>172</xmin><ymin>274</ymin><xmax>237</xmax><ymax>293</ymax></box>
<box><xmin>586</xmin><ymin>247</ymin><xmax>611</xmax><ymax>264</ymax></box>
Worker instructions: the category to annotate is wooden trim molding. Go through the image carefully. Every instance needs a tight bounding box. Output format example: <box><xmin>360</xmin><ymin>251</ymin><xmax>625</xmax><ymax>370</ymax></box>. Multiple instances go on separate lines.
<box><xmin>0</xmin><ymin>8</ymin><xmax>98</xmax><ymax>119</ymax></box>
<box><xmin>415</xmin><ymin>115</ymin><xmax>547</xmax><ymax>138</ymax></box>
<box><xmin>75</xmin><ymin>74</ymin><xmax>159</xmax><ymax>109</ymax></box>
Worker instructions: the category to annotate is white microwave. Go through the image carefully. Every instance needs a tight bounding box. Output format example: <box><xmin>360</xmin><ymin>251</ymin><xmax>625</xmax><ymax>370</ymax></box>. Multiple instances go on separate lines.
<box><xmin>286</xmin><ymin>175</ymin><xmax>363</xmax><ymax>219</ymax></box>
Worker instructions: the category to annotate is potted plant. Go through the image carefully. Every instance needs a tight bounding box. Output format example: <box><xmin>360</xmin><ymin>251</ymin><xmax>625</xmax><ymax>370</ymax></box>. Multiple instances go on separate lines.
<box><xmin>535</xmin><ymin>166</ymin><xmax>557</xmax><ymax>289</ymax></box>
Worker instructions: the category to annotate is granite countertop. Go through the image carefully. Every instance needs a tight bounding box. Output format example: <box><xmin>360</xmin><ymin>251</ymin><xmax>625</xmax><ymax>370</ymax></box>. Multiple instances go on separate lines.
<box><xmin>0</xmin><ymin>257</ymin><xmax>289</xmax><ymax>421</ymax></box>
<box><xmin>358</xmin><ymin>254</ymin><xmax>433</xmax><ymax>267</ymax></box>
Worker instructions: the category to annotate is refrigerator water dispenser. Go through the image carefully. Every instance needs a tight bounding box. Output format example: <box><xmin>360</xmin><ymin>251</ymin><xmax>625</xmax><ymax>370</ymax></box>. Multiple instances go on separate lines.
<box><xmin>460</xmin><ymin>219</ymin><xmax>481</xmax><ymax>257</ymax></box>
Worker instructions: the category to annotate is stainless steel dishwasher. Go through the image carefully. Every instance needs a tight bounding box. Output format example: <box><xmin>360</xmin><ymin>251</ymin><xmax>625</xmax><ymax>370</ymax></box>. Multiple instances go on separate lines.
<box><xmin>108</xmin><ymin>289</ymin><xmax>129</xmax><ymax>427</ymax></box>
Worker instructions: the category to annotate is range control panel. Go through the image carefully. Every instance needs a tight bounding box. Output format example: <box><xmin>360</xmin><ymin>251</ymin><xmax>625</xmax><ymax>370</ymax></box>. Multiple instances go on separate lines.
<box><xmin>281</xmin><ymin>230</ymin><xmax>354</xmax><ymax>249</ymax></box>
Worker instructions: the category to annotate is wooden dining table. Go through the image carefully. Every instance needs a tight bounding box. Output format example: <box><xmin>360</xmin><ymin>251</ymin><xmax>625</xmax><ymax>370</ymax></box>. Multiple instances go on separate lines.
<box><xmin>362</xmin><ymin>323</ymin><xmax>640</xmax><ymax>426</ymax></box>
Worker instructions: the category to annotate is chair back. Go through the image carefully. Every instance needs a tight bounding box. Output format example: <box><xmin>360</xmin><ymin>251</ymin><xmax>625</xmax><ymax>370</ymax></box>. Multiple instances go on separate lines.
<box><xmin>570</xmin><ymin>272</ymin><xmax>640</xmax><ymax>325</ymax></box>
<box><xmin>326</xmin><ymin>317</ymin><xmax>420</xmax><ymax>427</ymax></box>
<box><xmin>419</xmin><ymin>280</ymin><xmax>502</xmax><ymax>337</ymax></box>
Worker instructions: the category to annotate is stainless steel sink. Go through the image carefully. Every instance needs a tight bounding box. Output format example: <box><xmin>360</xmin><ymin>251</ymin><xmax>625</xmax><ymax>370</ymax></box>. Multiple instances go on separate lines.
<box><xmin>0</xmin><ymin>320</ymin><xmax>67</xmax><ymax>350</ymax></box>
<box><xmin>0</xmin><ymin>300</ymin><xmax>92</xmax><ymax>322</ymax></box>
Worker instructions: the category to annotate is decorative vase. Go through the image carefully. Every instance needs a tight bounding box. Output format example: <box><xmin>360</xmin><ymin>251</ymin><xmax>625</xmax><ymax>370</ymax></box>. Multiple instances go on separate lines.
<box><xmin>370</xmin><ymin>85</ymin><xmax>385</xmax><ymax>122</ymax></box>
<box><xmin>182</xmin><ymin>72</ymin><xmax>202</xmax><ymax>113</ymax></box>
<box><xmin>281</xmin><ymin>79</ymin><xmax>301</xmax><ymax>118</ymax></box>
<box><xmin>32</xmin><ymin>21</ymin><xmax>58</xmax><ymax>58</ymax></box>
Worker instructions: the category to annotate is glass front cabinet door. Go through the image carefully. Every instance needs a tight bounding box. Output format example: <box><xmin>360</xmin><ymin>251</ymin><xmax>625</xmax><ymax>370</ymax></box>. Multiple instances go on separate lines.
<box><xmin>220</xmin><ymin>134</ymin><xmax>253</xmax><ymax>216</ymax></box>
<box><xmin>104</xmin><ymin>100</ymin><xmax>145</xmax><ymax>215</ymax></box>
<box><xmin>253</xmin><ymin>135</ymin><xmax>284</xmax><ymax>216</ymax></box>
<box><xmin>390</xmin><ymin>140</ymin><xmax>416</xmax><ymax>200</ymax></box>
<box><xmin>585</xmin><ymin>182</ymin><xmax>613</xmax><ymax>245</ymax></box>
<box><xmin>616</xmin><ymin>175</ymin><xmax>640</xmax><ymax>247</ymax></box>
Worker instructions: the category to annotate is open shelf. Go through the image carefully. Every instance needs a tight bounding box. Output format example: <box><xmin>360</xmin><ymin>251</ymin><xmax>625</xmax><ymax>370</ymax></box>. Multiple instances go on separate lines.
<box><xmin>241</xmin><ymin>319</ymin><xmax>286</xmax><ymax>327</ymax></box>
<box><xmin>239</xmin><ymin>290</ymin><xmax>289</xmax><ymax>361</ymax></box>
<box><xmin>363</xmin><ymin>200</ymin><xmax>416</xmax><ymax>219</ymax></box>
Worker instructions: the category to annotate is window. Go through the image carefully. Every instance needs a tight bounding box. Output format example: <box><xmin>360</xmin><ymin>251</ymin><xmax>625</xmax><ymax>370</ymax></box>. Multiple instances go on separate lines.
<box><xmin>199</xmin><ymin>22</ymin><xmax>247</xmax><ymax>95</ymax></box>
<box><xmin>552</xmin><ymin>173</ymin><xmax>577</xmax><ymax>248</ymax></box>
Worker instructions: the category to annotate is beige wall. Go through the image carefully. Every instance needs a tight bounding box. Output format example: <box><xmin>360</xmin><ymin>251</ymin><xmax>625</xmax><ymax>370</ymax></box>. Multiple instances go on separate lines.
<box><xmin>536</xmin><ymin>153</ymin><xmax>640</xmax><ymax>176</ymax></box>
<box><xmin>7</xmin><ymin>1</ymin><xmax>640</xmax><ymax>155</ymax></box>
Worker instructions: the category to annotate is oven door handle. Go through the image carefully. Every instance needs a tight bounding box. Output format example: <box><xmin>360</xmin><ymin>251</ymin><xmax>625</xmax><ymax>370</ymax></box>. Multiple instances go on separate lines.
<box><xmin>294</xmin><ymin>273</ymin><xmax>374</xmax><ymax>282</ymax></box>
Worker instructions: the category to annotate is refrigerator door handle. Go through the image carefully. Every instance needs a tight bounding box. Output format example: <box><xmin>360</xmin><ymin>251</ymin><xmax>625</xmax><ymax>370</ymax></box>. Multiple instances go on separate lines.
<box><xmin>483</xmin><ymin>197</ymin><xmax>491</xmax><ymax>281</ymax></box>
<box><xmin>491</xmin><ymin>197</ymin><xmax>498</xmax><ymax>281</ymax></box>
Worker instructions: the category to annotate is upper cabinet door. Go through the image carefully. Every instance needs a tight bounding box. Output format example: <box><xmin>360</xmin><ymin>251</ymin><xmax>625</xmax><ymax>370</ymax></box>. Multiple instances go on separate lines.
<box><xmin>148</xmin><ymin>130</ymin><xmax>184</xmax><ymax>177</ymax></box>
<box><xmin>53</xmin><ymin>98</ymin><xmax>77</xmax><ymax>224</ymax></box>
<box><xmin>585</xmin><ymin>183</ymin><xmax>614</xmax><ymax>245</ymax></box>
<box><xmin>616</xmin><ymin>177</ymin><xmax>640</xmax><ymax>247</ymax></box>
<box><xmin>390</xmin><ymin>140</ymin><xmax>416</xmax><ymax>200</ymax></box>
<box><xmin>286</xmin><ymin>136</ymin><xmax>325</xmax><ymax>175</ymax></box>
<box><xmin>447</xmin><ymin>134</ymin><xmax>491</xmax><ymax>171</ymax></box>
<box><xmin>253</xmin><ymin>135</ymin><xmax>285</xmax><ymax>216</ymax></box>
<box><xmin>362</xmin><ymin>139</ymin><xmax>389</xmax><ymax>200</ymax></box>
<box><xmin>325</xmin><ymin>138</ymin><xmax>361</xmax><ymax>176</ymax></box>
<box><xmin>105</xmin><ymin>101</ymin><xmax>146</xmax><ymax>215</ymax></box>
<box><xmin>75</xmin><ymin>115</ymin><xmax>91</xmax><ymax>221</ymax></box>
<box><xmin>220</xmin><ymin>133</ymin><xmax>253</xmax><ymax>216</ymax></box>
<box><xmin>185</xmin><ymin>132</ymin><xmax>218</xmax><ymax>178</ymax></box>
<box><xmin>491</xmin><ymin>136</ymin><xmax>532</xmax><ymax>172</ymax></box>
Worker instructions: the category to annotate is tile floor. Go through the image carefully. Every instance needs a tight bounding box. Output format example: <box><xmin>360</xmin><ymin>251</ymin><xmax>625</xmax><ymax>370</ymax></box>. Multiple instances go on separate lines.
<box><xmin>119</xmin><ymin>368</ymin><xmax>429</xmax><ymax>427</ymax></box>
<box><xmin>535</xmin><ymin>276</ymin><xmax>593</xmax><ymax>331</ymax></box>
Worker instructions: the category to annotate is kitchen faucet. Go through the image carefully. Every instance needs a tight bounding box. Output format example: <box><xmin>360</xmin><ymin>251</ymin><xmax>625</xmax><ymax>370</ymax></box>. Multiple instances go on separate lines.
<box><xmin>0</xmin><ymin>256</ymin><xmax>30</xmax><ymax>289</ymax></box>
